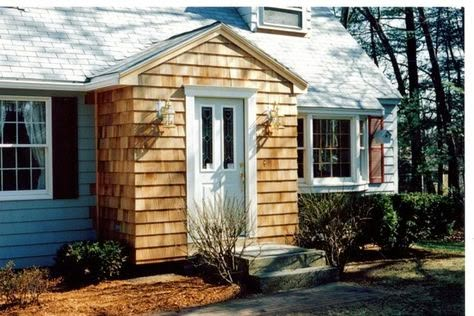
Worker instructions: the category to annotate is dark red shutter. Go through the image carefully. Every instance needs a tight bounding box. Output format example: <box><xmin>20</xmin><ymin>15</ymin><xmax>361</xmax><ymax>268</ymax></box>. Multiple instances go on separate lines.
<box><xmin>52</xmin><ymin>97</ymin><xmax>78</xmax><ymax>199</ymax></box>
<box><xmin>369</xmin><ymin>116</ymin><xmax>384</xmax><ymax>184</ymax></box>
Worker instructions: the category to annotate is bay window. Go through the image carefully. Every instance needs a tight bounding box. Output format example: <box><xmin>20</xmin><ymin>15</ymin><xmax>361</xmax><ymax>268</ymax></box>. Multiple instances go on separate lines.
<box><xmin>0</xmin><ymin>96</ymin><xmax>52</xmax><ymax>200</ymax></box>
<box><xmin>297</xmin><ymin>113</ymin><xmax>370</xmax><ymax>188</ymax></box>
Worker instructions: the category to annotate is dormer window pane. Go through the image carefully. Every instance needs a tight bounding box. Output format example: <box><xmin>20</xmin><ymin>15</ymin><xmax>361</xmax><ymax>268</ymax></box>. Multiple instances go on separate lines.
<box><xmin>262</xmin><ymin>7</ymin><xmax>303</xmax><ymax>29</ymax></box>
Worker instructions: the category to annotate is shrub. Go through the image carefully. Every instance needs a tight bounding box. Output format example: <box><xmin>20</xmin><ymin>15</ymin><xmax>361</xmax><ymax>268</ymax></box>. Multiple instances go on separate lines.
<box><xmin>296</xmin><ymin>193</ymin><xmax>372</xmax><ymax>273</ymax></box>
<box><xmin>55</xmin><ymin>240</ymin><xmax>128</xmax><ymax>285</ymax></box>
<box><xmin>187</xmin><ymin>196</ymin><xmax>249</xmax><ymax>284</ymax></box>
<box><xmin>0</xmin><ymin>261</ymin><xmax>49</xmax><ymax>307</ymax></box>
<box><xmin>362</xmin><ymin>194</ymin><xmax>398</xmax><ymax>250</ymax></box>
<box><xmin>392</xmin><ymin>192</ymin><xmax>461</xmax><ymax>249</ymax></box>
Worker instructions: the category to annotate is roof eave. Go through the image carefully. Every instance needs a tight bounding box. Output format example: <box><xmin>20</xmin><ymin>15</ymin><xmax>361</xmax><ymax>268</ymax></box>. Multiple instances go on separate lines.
<box><xmin>0</xmin><ymin>73</ymin><xmax>120</xmax><ymax>92</ymax></box>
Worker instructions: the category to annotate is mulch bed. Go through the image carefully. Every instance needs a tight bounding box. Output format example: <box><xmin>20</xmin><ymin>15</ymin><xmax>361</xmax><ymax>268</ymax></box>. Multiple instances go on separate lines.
<box><xmin>0</xmin><ymin>276</ymin><xmax>240</xmax><ymax>315</ymax></box>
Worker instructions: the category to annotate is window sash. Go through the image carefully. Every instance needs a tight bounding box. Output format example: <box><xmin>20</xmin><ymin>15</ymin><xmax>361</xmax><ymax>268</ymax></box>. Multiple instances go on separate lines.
<box><xmin>297</xmin><ymin>118</ymin><xmax>304</xmax><ymax>179</ymax></box>
<box><xmin>262</xmin><ymin>7</ymin><xmax>303</xmax><ymax>29</ymax></box>
<box><xmin>312</xmin><ymin>118</ymin><xmax>351</xmax><ymax>178</ymax></box>
<box><xmin>0</xmin><ymin>96</ymin><xmax>52</xmax><ymax>199</ymax></box>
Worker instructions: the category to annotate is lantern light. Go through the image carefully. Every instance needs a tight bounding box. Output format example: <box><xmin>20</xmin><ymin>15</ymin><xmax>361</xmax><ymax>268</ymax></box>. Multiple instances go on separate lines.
<box><xmin>156</xmin><ymin>99</ymin><xmax>176</xmax><ymax>128</ymax></box>
<box><xmin>266</xmin><ymin>101</ymin><xmax>284</xmax><ymax>131</ymax></box>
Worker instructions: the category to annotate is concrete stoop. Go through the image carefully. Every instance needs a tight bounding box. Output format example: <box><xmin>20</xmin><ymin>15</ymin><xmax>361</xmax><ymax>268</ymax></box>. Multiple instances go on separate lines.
<box><xmin>235</xmin><ymin>244</ymin><xmax>339</xmax><ymax>293</ymax></box>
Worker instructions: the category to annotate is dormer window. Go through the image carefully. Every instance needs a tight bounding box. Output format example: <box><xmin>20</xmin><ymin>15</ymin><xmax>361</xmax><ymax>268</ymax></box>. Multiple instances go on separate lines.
<box><xmin>261</xmin><ymin>7</ymin><xmax>303</xmax><ymax>29</ymax></box>
<box><xmin>256</xmin><ymin>7</ymin><xmax>308</xmax><ymax>35</ymax></box>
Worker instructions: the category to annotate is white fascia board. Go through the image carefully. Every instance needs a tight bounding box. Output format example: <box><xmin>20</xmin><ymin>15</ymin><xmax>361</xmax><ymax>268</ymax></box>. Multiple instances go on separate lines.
<box><xmin>84</xmin><ymin>73</ymin><xmax>121</xmax><ymax>91</ymax></box>
<box><xmin>0</xmin><ymin>73</ymin><xmax>120</xmax><ymax>92</ymax></box>
<box><xmin>297</xmin><ymin>106</ymin><xmax>384</xmax><ymax>117</ymax></box>
<box><xmin>378</xmin><ymin>98</ymin><xmax>401</xmax><ymax>107</ymax></box>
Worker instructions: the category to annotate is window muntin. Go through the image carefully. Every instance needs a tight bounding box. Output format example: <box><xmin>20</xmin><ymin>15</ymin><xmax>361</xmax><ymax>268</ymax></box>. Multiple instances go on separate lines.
<box><xmin>223</xmin><ymin>107</ymin><xmax>234</xmax><ymax>169</ymax></box>
<box><xmin>262</xmin><ymin>7</ymin><xmax>303</xmax><ymax>29</ymax></box>
<box><xmin>297</xmin><ymin>118</ymin><xmax>304</xmax><ymax>178</ymax></box>
<box><xmin>201</xmin><ymin>106</ymin><xmax>213</xmax><ymax>169</ymax></box>
<box><xmin>312</xmin><ymin>119</ymin><xmax>351</xmax><ymax>178</ymax></box>
<box><xmin>0</xmin><ymin>98</ymin><xmax>50</xmax><ymax>197</ymax></box>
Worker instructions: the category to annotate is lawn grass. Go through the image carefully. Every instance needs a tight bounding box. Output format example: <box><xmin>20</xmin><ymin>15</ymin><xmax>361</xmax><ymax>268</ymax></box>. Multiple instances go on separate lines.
<box><xmin>320</xmin><ymin>241</ymin><xmax>464</xmax><ymax>316</ymax></box>
<box><xmin>415</xmin><ymin>240</ymin><xmax>465</xmax><ymax>253</ymax></box>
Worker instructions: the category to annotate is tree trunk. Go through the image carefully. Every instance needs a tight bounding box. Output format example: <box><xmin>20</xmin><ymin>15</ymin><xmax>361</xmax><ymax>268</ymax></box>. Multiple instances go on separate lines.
<box><xmin>405</xmin><ymin>7</ymin><xmax>423</xmax><ymax>192</ymax></box>
<box><xmin>370</xmin><ymin>23</ymin><xmax>379</xmax><ymax>66</ymax></box>
<box><xmin>418</xmin><ymin>7</ymin><xmax>460</xmax><ymax>190</ymax></box>
<box><xmin>340</xmin><ymin>7</ymin><xmax>350</xmax><ymax>28</ymax></box>
<box><xmin>359</xmin><ymin>7</ymin><xmax>406</xmax><ymax>96</ymax></box>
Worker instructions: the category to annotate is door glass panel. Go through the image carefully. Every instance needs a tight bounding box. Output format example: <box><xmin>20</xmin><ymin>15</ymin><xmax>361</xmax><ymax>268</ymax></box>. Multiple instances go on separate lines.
<box><xmin>201</xmin><ymin>107</ymin><xmax>213</xmax><ymax>169</ymax></box>
<box><xmin>223</xmin><ymin>107</ymin><xmax>234</xmax><ymax>169</ymax></box>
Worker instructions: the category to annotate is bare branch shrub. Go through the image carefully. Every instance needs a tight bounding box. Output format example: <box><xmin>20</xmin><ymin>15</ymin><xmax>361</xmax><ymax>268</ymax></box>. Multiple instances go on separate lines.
<box><xmin>0</xmin><ymin>261</ymin><xmax>49</xmax><ymax>307</ymax></box>
<box><xmin>187</xmin><ymin>196</ymin><xmax>249</xmax><ymax>284</ymax></box>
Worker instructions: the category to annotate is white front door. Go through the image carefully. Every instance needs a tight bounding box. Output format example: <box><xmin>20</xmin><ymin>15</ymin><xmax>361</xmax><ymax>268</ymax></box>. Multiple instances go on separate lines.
<box><xmin>192</xmin><ymin>97</ymin><xmax>245</xmax><ymax>206</ymax></box>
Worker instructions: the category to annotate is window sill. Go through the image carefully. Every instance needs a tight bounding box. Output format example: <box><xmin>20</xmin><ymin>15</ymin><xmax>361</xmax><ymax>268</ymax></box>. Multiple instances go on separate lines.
<box><xmin>0</xmin><ymin>191</ymin><xmax>52</xmax><ymax>201</ymax></box>
<box><xmin>298</xmin><ymin>181</ymin><xmax>369</xmax><ymax>193</ymax></box>
<box><xmin>255</xmin><ymin>25</ymin><xmax>308</xmax><ymax>36</ymax></box>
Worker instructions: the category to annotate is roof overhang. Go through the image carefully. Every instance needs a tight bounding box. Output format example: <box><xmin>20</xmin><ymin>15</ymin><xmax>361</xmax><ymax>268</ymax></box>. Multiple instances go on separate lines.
<box><xmin>0</xmin><ymin>73</ymin><xmax>120</xmax><ymax>92</ymax></box>
<box><xmin>117</xmin><ymin>22</ymin><xmax>308</xmax><ymax>94</ymax></box>
<box><xmin>297</xmin><ymin>106</ymin><xmax>385</xmax><ymax>117</ymax></box>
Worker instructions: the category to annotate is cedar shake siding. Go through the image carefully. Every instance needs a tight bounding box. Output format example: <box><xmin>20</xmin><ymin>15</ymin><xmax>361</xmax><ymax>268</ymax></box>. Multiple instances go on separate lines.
<box><xmin>96</xmin><ymin>35</ymin><xmax>299</xmax><ymax>264</ymax></box>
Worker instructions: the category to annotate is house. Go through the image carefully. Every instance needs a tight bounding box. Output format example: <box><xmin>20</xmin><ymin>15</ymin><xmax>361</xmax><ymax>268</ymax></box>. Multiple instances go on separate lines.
<box><xmin>0</xmin><ymin>7</ymin><xmax>400</xmax><ymax>267</ymax></box>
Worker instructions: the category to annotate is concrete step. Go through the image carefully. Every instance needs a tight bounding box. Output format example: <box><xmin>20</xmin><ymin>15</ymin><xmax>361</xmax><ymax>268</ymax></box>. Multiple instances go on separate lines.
<box><xmin>236</xmin><ymin>244</ymin><xmax>327</xmax><ymax>274</ymax></box>
<box><xmin>250</xmin><ymin>266</ymin><xmax>340</xmax><ymax>294</ymax></box>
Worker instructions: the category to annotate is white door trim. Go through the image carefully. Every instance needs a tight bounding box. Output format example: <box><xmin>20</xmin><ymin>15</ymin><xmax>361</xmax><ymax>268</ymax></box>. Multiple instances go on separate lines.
<box><xmin>184</xmin><ymin>85</ymin><xmax>258</xmax><ymax>237</ymax></box>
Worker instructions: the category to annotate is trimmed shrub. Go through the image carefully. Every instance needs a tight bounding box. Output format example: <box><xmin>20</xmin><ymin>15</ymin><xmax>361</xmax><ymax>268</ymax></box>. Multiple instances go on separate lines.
<box><xmin>393</xmin><ymin>192</ymin><xmax>461</xmax><ymax>248</ymax></box>
<box><xmin>0</xmin><ymin>261</ymin><xmax>49</xmax><ymax>307</ymax></box>
<box><xmin>55</xmin><ymin>240</ymin><xmax>128</xmax><ymax>285</ymax></box>
<box><xmin>296</xmin><ymin>193</ymin><xmax>372</xmax><ymax>273</ymax></box>
<box><xmin>362</xmin><ymin>194</ymin><xmax>398</xmax><ymax>250</ymax></box>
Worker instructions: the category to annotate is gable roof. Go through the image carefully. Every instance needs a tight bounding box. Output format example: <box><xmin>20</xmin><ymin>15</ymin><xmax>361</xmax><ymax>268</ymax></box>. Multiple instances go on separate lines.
<box><xmin>0</xmin><ymin>7</ymin><xmax>400</xmax><ymax>111</ymax></box>
<box><xmin>95</xmin><ymin>21</ymin><xmax>308</xmax><ymax>93</ymax></box>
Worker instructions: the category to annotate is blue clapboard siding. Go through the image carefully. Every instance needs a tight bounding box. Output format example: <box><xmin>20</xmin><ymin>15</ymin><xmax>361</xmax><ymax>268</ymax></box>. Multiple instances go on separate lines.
<box><xmin>0</xmin><ymin>90</ymin><xmax>96</xmax><ymax>268</ymax></box>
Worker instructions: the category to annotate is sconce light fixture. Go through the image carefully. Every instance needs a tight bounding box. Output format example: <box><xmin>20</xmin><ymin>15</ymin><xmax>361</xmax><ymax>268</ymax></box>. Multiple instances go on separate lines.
<box><xmin>156</xmin><ymin>99</ymin><xmax>176</xmax><ymax>128</ymax></box>
<box><xmin>266</xmin><ymin>101</ymin><xmax>284</xmax><ymax>131</ymax></box>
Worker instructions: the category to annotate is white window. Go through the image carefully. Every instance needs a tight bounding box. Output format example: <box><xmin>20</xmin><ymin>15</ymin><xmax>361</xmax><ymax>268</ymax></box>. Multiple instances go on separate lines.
<box><xmin>257</xmin><ymin>7</ymin><xmax>307</xmax><ymax>34</ymax></box>
<box><xmin>297</xmin><ymin>117</ymin><xmax>305</xmax><ymax>179</ymax></box>
<box><xmin>297</xmin><ymin>113</ymin><xmax>369</xmax><ymax>188</ymax></box>
<box><xmin>0</xmin><ymin>96</ymin><xmax>52</xmax><ymax>200</ymax></box>
<box><xmin>312</xmin><ymin>118</ymin><xmax>351</xmax><ymax>178</ymax></box>
<box><xmin>359</xmin><ymin>118</ymin><xmax>369</xmax><ymax>182</ymax></box>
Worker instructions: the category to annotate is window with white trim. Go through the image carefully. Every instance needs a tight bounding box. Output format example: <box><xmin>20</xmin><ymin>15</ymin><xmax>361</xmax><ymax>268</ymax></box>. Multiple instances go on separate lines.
<box><xmin>261</xmin><ymin>7</ymin><xmax>303</xmax><ymax>29</ymax></box>
<box><xmin>0</xmin><ymin>97</ymin><xmax>52</xmax><ymax>200</ymax></box>
<box><xmin>297</xmin><ymin>118</ymin><xmax>304</xmax><ymax>178</ymax></box>
<box><xmin>257</xmin><ymin>7</ymin><xmax>307</xmax><ymax>34</ymax></box>
<box><xmin>297</xmin><ymin>114</ymin><xmax>369</xmax><ymax>187</ymax></box>
<box><xmin>312</xmin><ymin>119</ymin><xmax>351</xmax><ymax>178</ymax></box>
<box><xmin>359</xmin><ymin>118</ymin><xmax>369</xmax><ymax>181</ymax></box>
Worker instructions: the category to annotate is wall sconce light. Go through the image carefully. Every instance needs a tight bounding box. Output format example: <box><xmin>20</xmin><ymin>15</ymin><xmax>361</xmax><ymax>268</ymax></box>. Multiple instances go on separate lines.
<box><xmin>266</xmin><ymin>101</ymin><xmax>284</xmax><ymax>131</ymax></box>
<box><xmin>156</xmin><ymin>99</ymin><xmax>176</xmax><ymax>128</ymax></box>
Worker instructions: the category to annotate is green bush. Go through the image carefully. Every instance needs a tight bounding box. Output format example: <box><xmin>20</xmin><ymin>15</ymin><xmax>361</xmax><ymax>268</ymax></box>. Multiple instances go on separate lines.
<box><xmin>55</xmin><ymin>240</ymin><xmax>128</xmax><ymax>284</ymax></box>
<box><xmin>393</xmin><ymin>192</ymin><xmax>461</xmax><ymax>248</ymax></box>
<box><xmin>297</xmin><ymin>191</ymin><xmax>463</xmax><ymax>257</ymax></box>
<box><xmin>0</xmin><ymin>261</ymin><xmax>49</xmax><ymax>307</ymax></box>
<box><xmin>296</xmin><ymin>193</ymin><xmax>371</xmax><ymax>273</ymax></box>
<box><xmin>362</xmin><ymin>194</ymin><xmax>398</xmax><ymax>250</ymax></box>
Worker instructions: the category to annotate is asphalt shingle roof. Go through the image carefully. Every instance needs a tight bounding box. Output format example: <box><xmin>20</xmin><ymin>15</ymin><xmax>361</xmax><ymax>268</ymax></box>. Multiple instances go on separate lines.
<box><xmin>0</xmin><ymin>7</ymin><xmax>400</xmax><ymax>110</ymax></box>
